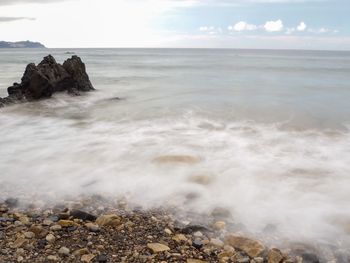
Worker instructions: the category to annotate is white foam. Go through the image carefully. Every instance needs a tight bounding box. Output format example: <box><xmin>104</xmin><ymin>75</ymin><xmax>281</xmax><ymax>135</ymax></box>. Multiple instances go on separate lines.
<box><xmin>0</xmin><ymin>107</ymin><xmax>349</xmax><ymax>248</ymax></box>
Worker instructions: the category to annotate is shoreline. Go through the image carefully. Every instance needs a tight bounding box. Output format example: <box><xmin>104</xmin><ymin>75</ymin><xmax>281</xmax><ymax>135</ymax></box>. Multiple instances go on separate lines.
<box><xmin>0</xmin><ymin>196</ymin><xmax>341</xmax><ymax>263</ymax></box>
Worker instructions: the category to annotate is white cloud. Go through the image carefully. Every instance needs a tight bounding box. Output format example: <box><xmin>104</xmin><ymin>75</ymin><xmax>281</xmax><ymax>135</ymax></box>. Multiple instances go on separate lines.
<box><xmin>264</xmin><ymin>19</ymin><xmax>283</xmax><ymax>32</ymax></box>
<box><xmin>230</xmin><ymin>21</ymin><xmax>257</xmax><ymax>32</ymax></box>
<box><xmin>199</xmin><ymin>26</ymin><xmax>222</xmax><ymax>35</ymax></box>
<box><xmin>297</xmin><ymin>21</ymin><xmax>307</xmax><ymax>31</ymax></box>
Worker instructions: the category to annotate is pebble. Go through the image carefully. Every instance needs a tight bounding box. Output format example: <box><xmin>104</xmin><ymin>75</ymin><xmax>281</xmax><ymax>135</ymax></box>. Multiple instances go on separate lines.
<box><xmin>58</xmin><ymin>246</ymin><xmax>70</xmax><ymax>256</ymax></box>
<box><xmin>23</xmin><ymin>231</ymin><xmax>35</xmax><ymax>239</ymax></box>
<box><xmin>70</xmin><ymin>210</ymin><xmax>97</xmax><ymax>221</ymax></box>
<box><xmin>47</xmin><ymin>255</ymin><xmax>59</xmax><ymax>261</ymax></box>
<box><xmin>46</xmin><ymin>234</ymin><xmax>56</xmax><ymax>243</ymax></box>
<box><xmin>96</xmin><ymin>254</ymin><xmax>108</xmax><ymax>262</ymax></box>
<box><xmin>164</xmin><ymin>228</ymin><xmax>172</xmax><ymax>235</ymax></box>
<box><xmin>50</xmin><ymin>225</ymin><xmax>62</xmax><ymax>231</ymax></box>
<box><xmin>96</xmin><ymin>215</ymin><xmax>121</xmax><ymax>227</ymax></box>
<box><xmin>268</xmin><ymin>248</ymin><xmax>284</xmax><ymax>263</ymax></box>
<box><xmin>209</xmin><ymin>238</ymin><xmax>224</xmax><ymax>248</ymax></box>
<box><xmin>192</xmin><ymin>239</ymin><xmax>203</xmax><ymax>249</ymax></box>
<box><xmin>147</xmin><ymin>243</ymin><xmax>171</xmax><ymax>253</ymax></box>
<box><xmin>213</xmin><ymin>221</ymin><xmax>226</xmax><ymax>231</ymax></box>
<box><xmin>85</xmin><ymin>222</ymin><xmax>100</xmax><ymax>232</ymax></box>
<box><xmin>57</xmin><ymin>220</ymin><xmax>78</xmax><ymax>227</ymax></box>
<box><xmin>81</xmin><ymin>254</ymin><xmax>96</xmax><ymax>262</ymax></box>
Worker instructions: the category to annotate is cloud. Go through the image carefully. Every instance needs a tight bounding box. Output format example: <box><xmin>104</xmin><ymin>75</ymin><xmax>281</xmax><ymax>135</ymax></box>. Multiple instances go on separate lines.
<box><xmin>264</xmin><ymin>19</ymin><xmax>283</xmax><ymax>32</ymax></box>
<box><xmin>199</xmin><ymin>26</ymin><xmax>223</xmax><ymax>35</ymax></box>
<box><xmin>0</xmin><ymin>17</ymin><xmax>35</xmax><ymax>22</ymax></box>
<box><xmin>0</xmin><ymin>0</ymin><xmax>71</xmax><ymax>6</ymax></box>
<box><xmin>229</xmin><ymin>21</ymin><xmax>257</xmax><ymax>32</ymax></box>
<box><xmin>297</xmin><ymin>21</ymin><xmax>307</xmax><ymax>31</ymax></box>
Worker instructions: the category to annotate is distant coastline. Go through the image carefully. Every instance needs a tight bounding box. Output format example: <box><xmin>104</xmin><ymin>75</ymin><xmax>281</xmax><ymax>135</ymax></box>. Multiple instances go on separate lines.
<box><xmin>0</xmin><ymin>41</ymin><xmax>45</xmax><ymax>48</ymax></box>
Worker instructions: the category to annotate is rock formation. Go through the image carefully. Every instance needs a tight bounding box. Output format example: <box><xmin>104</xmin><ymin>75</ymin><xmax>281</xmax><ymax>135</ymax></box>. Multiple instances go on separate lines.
<box><xmin>0</xmin><ymin>55</ymin><xmax>94</xmax><ymax>107</ymax></box>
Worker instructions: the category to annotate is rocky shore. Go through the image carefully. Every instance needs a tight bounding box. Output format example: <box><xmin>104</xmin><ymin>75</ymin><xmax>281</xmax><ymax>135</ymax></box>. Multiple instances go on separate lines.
<box><xmin>0</xmin><ymin>196</ymin><xmax>337</xmax><ymax>263</ymax></box>
<box><xmin>0</xmin><ymin>55</ymin><xmax>94</xmax><ymax>107</ymax></box>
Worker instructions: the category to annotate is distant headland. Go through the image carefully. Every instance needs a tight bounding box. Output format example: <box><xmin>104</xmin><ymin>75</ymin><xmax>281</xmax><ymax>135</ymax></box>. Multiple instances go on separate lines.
<box><xmin>0</xmin><ymin>41</ymin><xmax>45</xmax><ymax>48</ymax></box>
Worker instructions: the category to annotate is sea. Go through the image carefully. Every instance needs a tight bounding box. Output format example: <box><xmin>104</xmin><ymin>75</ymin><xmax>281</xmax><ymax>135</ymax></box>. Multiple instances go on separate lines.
<box><xmin>0</xmin><ymin>48</ymin><xmax>350</xmax><ymax>253</ymax></box>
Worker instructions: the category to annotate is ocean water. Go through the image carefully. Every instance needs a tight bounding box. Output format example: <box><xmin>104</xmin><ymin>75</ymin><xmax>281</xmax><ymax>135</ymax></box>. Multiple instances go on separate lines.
<box><xmin>1</xmin><ymin>49</ymin><xmax>350</xmax><ymax>252</ymax></box>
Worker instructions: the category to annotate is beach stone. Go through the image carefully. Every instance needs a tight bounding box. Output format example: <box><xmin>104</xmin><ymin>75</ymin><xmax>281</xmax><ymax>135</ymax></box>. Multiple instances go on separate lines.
<box><xmin>23</xmin><ymin>231</ymin><xmax>35</xmax><ymax>239</ymax></box>
<box><xmin>5</xmin><ymin>198</ymin><xmax>19</xmax><ymax>208</ymax></box>
<box><xmin>147</xmin><ymin>243</ymin><xmax>170</xmax><ymax>253</ymax></box>
<box><xmin>58</xmin><ymin>246</ymin><xmax>70</xmax><ymax>256</ymax></box>
<box><xmin>211</xmin><ymin>207</ymin><xmax>232</xmax><ymax>219</ymax></box>
<box><xmin>209</xmin><ymin>238</ymin><xmax>224</xmax><ymax>248</ymax></box>
<box><xmin>70</xmin><ymin>210</ymin><xmax>96</xmax><ymax>221</ymax></box>
<box><xmin>96</xmin><ymin>215</ymin><xmax>121</xmax><ymax>227</ymax></box>
<box><xmin>45</xmin><ymin>233</ymin><xmax>56</xmax><ymax>243</ymax></box>
<box><xmin>43</xmin><ymin>219</ymin><xmax>53</xmax><ymax>226</ymax></box>
<box><xmin>192</xmin><ymin>239</ymin><xmax>203</xmax><ymax>249</ymax></box>
<box><xmin>47</xmin><ymin>255</ymin><xmax>59</xmax><ymax>261</ymax></box>
<box><xmin>187</xmin><ymin>259</ymin><xmax>208</xmax><ymax>263</ymax></box>
<box><xmin>12</xmin><ymin>237</ymin><xmax>27</xmax><ymax>248</ymax></box>
<box><xmin>85</xmin><ymin>222</ymin><xmax>100</xmax><ymax>232</ymax></box>
<box><xmin>153</xmin><ymin>155</ymin><xmax>201</xmax><ymax>164</ymax></box>
<box><xmin>58</xmin><ymin>220</ymin><xmax>79</xmax><ymax>227</ymax></box>
<box><xmin>225</xmin><ymin>235</ymin><xmax>265</xmax><ymax>258</ymax></box>
<box><xmin>50</xmin><ymin>225</ymin><xmax>62</xmax><ymax>231</ymax></box>
<box><xmin>213</xmin><ymin>221</ymin><xmax>226</xmax><ymax>231</ymax></box>
<box><xmin>188</xmin><ymin>175</ymin><xmax>212</xmax><ymax>185</ymax></box>
<box><xmin>29</xmin><ymin>225</ymin><xmax>48</xmax><ymax>238</ymax></box>
<box><xmin>172</xmin><ymin>234</ymin><xmax>188</xmax><ymax>243</ymax></box>
<box><xmin>268</xmin><ymin>248</ymin><xmax>284</xmax><ymax>263</ymax></box>
<box><xmin>164</xmin><ymin>228</ymin><xmax>172</xmax><ymax>235</ymax></box>
<box><xmin>73</xmin><ymin>248</ymin><xmax>90</xmax><ymax>256</ymax></box>
<box><xmin>81</xmin><ymin>254</ymin><xmax>96</xmax><ymax>262</ymax></box>
<box><xmin>96</xmin><ymin>254</ymin><xmax>108</xmax><ymax>262</ymax></box>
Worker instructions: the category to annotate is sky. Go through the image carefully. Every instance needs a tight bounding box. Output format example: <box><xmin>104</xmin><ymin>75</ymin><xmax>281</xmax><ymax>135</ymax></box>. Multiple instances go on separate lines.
<box><xmin>0</xmin><ymin>0</ymin><xmax>349</xmax><ymax>50</ymax></box>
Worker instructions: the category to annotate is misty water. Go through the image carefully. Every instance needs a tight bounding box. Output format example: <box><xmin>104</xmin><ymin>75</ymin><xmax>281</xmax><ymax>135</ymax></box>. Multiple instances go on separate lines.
<box><xmin>1</xmin><ymin>49</ymin><xmax>350</xmax><ymax>252</ymax></box>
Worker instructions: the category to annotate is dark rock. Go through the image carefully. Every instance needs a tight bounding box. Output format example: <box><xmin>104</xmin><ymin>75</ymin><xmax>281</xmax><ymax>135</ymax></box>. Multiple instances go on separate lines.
<box><xmin>5</xmin><ymin>198</ymin><xmax>18</xmax><ymax>208</ymax></box>
<box><xmin>47</xmin><ymin>215</ymin><xmax>59</xmax><ymax>222</ymax></box>
<box><xmin>192</xmin><ymin>238</ymin><xmax>203</xmax><ymax>249</ymax></box>
<box><xmin>58</xmin><ymin>213</ymin><xmax>70</xmax><ymax>220</ymax></box>
<box><xmin>0</xmin><ymin>217</ymin><xmax>15</xmax><ymax>222</ymax></box>
<box><xmin>37</xmin><ymin>239</ymin><xmax>47</xmax><ymax>249</ymax></box>
<box><xmin>63</xmin><ymin>55</ymin><xmax>94</xmax><ymax>92</ymax></box>
<box><xmin>179</xmin><ymin>224</ymin><xmax>211</xmax><ymax>234</ymax></box>
<box><xmin>96</xmin><ymin>254</ymin><xmax>108</xmax><ymax>262</ymax></box>
<box><xmin>301</xmin><ymin>253</ymin><xmax>320</xmax><ymax>263</ymax></box>
<box><xmin>70</xmin><ymin>210</ymin><xmax>96</xmax><ymax>221</ymax></box>
<box><xmin>0</xmin><ymin>54</ymin><xmax>94</xmax><ymax>106</ymax></box>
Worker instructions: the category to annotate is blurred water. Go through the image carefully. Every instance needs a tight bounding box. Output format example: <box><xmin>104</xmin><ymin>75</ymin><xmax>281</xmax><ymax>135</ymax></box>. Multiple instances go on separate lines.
<box><xmin>0</xmin><ymin>49</ymin><xmax>350</xmax><ymax>251</ymax></box>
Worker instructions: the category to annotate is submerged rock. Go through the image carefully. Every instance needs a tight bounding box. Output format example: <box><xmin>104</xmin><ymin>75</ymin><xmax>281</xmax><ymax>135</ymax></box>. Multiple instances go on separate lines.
<box><xmin>1</xmin><ymin>54</ymin><xmax>94</xmax><ymax>106</ymax></box>
<box><xmin>225</xmin><ymin>235</ymin><xmax>265</xmax><ymax>258</ymax></box>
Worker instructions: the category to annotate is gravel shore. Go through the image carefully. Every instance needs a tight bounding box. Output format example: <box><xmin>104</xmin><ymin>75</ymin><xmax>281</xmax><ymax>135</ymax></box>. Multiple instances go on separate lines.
<box><xmin>0</xmin><ymin>196</ymin><xmax>345</xmax><ymax>263</ymax></box>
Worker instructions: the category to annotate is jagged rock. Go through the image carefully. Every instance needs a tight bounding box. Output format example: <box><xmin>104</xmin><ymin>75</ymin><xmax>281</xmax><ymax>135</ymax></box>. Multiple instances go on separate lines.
<box><xmin>63</xmin><ymin>56</ymin><xmax>94</xmax><ymax>92</ymax></box>
<box><xmin>1</xmin><ymin>54</ymin><xmax>94</xmax><ymax>106</ymax></box>
<box><xmin>225</xmin><ymin>235</ymin><xmax>265</xmax><ymax>258</ymax></box>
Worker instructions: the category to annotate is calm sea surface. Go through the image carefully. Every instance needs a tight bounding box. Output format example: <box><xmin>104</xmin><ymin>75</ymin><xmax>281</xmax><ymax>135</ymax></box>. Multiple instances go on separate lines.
<box><xmin>1</xmin><ymin>49</ymin><xmax>350</xmax><ymax>250</ymax></box>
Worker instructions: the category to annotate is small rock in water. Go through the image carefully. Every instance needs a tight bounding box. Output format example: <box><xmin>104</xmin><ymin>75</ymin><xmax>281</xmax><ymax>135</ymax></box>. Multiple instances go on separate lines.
<box><xmin>192</xmin><ymin>239</ymin><xmax>203</xmax><ymax>249</ymax></box>
<box><xmin>301</xmin><ymin>253</ymin><xmax>320</xmax><ymax>263</ymax></box>
<box><xmin>152</xmin><ymin>155</ymin><xmax>201</xmax><ymax>165</ymax></box>
<box><xmin>70</xmin><ymin>210</ymin><xmax>96</xmax><ymax>221</ymax></box>
<box><xmin>47</xmin><ymin>255</ymin><xmax>59</xmax><ymax>261</ymax></box>
<box><xmin>213</xmin><ymin>221</ymin><xmax>226</xmax><ymax>231</ymax></box>
<box><xmin>5</xmin><ymin>198</ymin><xmax>18</xmax><ymax>208</ymax></box>
<box><xmin>187</xmin><ymin>259</ymin><xmax>208</xmax><ymax>263</ymax></box>
<box><xmin>268</xmin><ymin>248</ymin><xmax>284</xmax><ymax>263</ymax></box>
<box><xmin>147</xmin><ymin>243</ymin><xmax>170</xmax><ymax>253</ymax></box>
<box><xmin>96</xmin><ymin>215</ymin><xmax>121</xmax><ymax>227</ymax></box>
<box><xmin>225</xmin><ymin>235</ymin><xmax>265</xmax><ymax>258</ymax></box>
